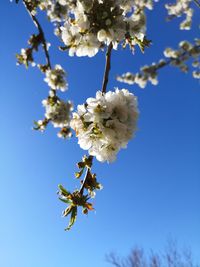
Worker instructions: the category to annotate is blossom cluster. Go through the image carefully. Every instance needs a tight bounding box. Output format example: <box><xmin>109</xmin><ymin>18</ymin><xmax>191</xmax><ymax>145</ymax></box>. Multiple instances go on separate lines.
<box><xmin>40</xmin><ymin>95</ymin><xmax>73</xmax><ymax>138</ymax></box>
<box><xmin>164</xmin><ymin>40</ymin><xmax>200</xmax><ymax>79</ymax></box>
<box><xmin>117</xmin><ymin>39</ymin><xmax>200</xmax><ymax>88</ymax></box>
<box><xmin>70</xmin><ymin>88</ymin><xmax>139</xmax><ymax>163</ymax></box>
<box><xmin>165</xmin><ymin>0</ymin><xmax>194</xmax><ymax>30</ymax></box>
<box><xmin>44</xmin><ymin>64</ymin><xmax>68</xmax><ymax>92</ymax></box>
<box><xmin>59</xmin><ymin>0</ymin><xmax>156</xmax><ymax>57</ymax></box>
<box><xmin>116</xmin><ymin>60</ymin><xmax>163</xmax><ymax>88</ymax></box>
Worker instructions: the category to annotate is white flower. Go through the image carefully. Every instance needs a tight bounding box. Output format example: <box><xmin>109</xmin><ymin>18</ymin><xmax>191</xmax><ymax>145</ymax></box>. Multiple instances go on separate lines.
<box><xmin>44</xmin><ymin>65</ymin><xmax>68</xmax><ymax>91</ymax></box>
<box><xmin>97</xmin><ymin>29</ymin><xmax>114</xmax><ymax>44</ymax></box>
<box><xmin>59</xmin><ymin>0</ymin><xmax>157</xmax><ymax>57</ymax></box>
<box><xmin>75</xmin><ymin>35</ymin><xmax>101</xmax><ymax>57</ymax></box>
<box><xmin>164</xmin><ymin>48</ymin><xmax>179</xmax><ymax>58</ymax></box>
<box><xmin>193</xmin><ymin>71</ymin><xmax>200</xmax><ymax>79</ymax></box>
<box><xmin>165</xmin><ymin>0</ymin><xmax>193</xmax><ymax>30</ymax></box>
<box><xmin>71</xmin><ymin>88</ymin><xmax>139</xmax><ymax>163</ymax></box>
<box><xmin>43</xmin><ymin>98</ymin><xmax>73</xmax><ymax>128</ymax></box>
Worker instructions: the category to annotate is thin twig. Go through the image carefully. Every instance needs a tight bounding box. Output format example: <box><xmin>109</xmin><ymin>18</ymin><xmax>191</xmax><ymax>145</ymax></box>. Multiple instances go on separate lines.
<box><xmin>79</xmin><ymin>155</ymin><xmax>93</xmax><ymax>195</ymax></box>
<box><xmin>164</xmin><ymin>45</ymin><xmax>200</xmax><ymax>68</ymax></box>
<box><xmin>79</xmin><ymin>43</ymin><xmax>113</xmax><ymax>195</ymax></box>
<box><xmin>102</xmin><ymin>42</ymin><xmax>113</xmax><ymax>94</ymax></box>
<box><xmin>106</xmin><ymin>253</ymin><xmax>123</xmax><ymax>267</ymax></box>
<box><xmin>136</xmin><ymin>45</ymin><xmax>200</xmax><ymax>76</ymax></box>
<box><xmin>193</xmin><ymin>0</ymin><xmax>200</xmax><ymax>8</ymax></box>
<box><xmin>22</xmin><ymin>0</ymin><xmax>52</xmax><ymax>69</ymax></box>
<box><xmin>79</xmin><ymin>167</ymin><xmax>91</xmax><ymax>195</ymax></box>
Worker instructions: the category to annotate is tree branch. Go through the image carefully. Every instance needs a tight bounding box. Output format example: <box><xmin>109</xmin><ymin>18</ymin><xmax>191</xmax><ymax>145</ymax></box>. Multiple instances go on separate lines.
<box><xmin>102</xmin><ymin>42</ymin><xmax>113</xmax><ymax>94</ymax></box>
<box><xmin>22</xmin><ymin>0</ymin><xmax>52</xmax><ymax>69</ymax></box>
<box><xmin>78</xmin><ymin>43</ymin><xmax>113</xmax><ymax>196</ymax></box>
<box><xmin>161</xmin><ymin>45</ymin><xmax>200</xmax><ymax>70</ymax></box>
<box><xmin>118</xmin><ymin>44</ymin><xmax>200</xmax><ymax>86</ymax></box>
<box><xmin>79</xmin><ymin>157</ymin><xmax>93</xmax><ymax>195</ymax></box>
<box><xmin>106</xmin><ymin>253</ymin><xmax>124</xmax><ymax>267</ymax></box>
<box><xmin>193</xmin><ymin>0</ymin><xmax>200</xmax><ymax>8</ymax></box>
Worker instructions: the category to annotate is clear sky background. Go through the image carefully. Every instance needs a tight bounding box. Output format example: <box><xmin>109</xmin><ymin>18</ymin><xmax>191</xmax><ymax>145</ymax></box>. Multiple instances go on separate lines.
<box><xmin>0</xmin><ymin>1</ymin><xmax>200</xmax><ymax>267</ymax></box>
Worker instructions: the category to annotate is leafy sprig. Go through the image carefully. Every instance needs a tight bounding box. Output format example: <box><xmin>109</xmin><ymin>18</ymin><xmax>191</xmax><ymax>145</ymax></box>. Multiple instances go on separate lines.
<box><xmin>58</xmin><ymin>155</ymin><xmax>102</xmax><ymax>230</ymax></box>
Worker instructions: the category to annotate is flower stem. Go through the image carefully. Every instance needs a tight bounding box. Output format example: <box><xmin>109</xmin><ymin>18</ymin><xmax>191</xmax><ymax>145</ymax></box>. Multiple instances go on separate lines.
<box><xmin>22</xmin><ymin>0</ymin><xmax>52</xmax><ymax>69</ymax></box>
<box><xmin>79</xmin><ymin>167</ymin><xmax>91</xmax><ymax>195</ymax></box>
<box><xmin>79</xmin><ymin>43</ymin><xmax>113</xmax><ymax>195</ymax></box>
<box><xmin>193</xmin><ymin>0</ymin><xmax>200</xmax><ymax>8</ymax></box>
<box><xmin>102</xmin><ymin>42</ymin><xmax>113</xmax><ymax>94</ymax></box>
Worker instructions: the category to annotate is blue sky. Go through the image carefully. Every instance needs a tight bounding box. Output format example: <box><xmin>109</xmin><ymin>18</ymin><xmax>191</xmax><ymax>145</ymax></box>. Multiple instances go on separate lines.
<box><xmin>0</xmin><ymin>1</ymin><xmax>200</xmax><ymax>267</ymax></box>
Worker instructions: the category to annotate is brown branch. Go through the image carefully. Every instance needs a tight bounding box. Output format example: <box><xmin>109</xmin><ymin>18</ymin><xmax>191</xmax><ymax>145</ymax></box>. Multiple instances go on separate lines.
<box><xmin>78</xmin><ymin>155</ymin><xmax>93</xmax><ymax>195</ymax></box>
<box><xmin>106</xmin><ymin>253</ymin><xmax>124</xmax><ymax>267</ymax></box>
<box><xmin>193</xmin><ymin>0</ymin><xmax>200</xmax><ymax>8</ymax></box>
<box><xmin>22</xmin><ymin>0</ymin><xmax>52</xmax><ymax>69</ymax></box>
<box><xmin>162</xmin><ymin>45</ymin><xmax>200</xmax><ymax>69</ymax></box>
<box><xmin>102</xmin><ymin>42</ymin><xmax>113</xmax><ymax>94</ymax></box>
<box><xmin>122</xmin><ymin>44</ymin><xmax>200</xmax><ymax>81</ymax></box>
<box><xmin>79</xmin><ymin>43</ymin><xmax>113</xmax><ymax>196</ymax></box>
<box><xmin>79</xmin><ymin>166</ymin><xmax>92</xmax><ymax>195</ymax></box>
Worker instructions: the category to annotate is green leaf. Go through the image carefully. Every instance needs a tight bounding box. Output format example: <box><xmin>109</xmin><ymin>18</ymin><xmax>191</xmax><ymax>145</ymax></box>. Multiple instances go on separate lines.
<box><xmin>58</xmin><ymin>184</ymin><xmax>70</xmax><ymax>196</ymax></box>
<box><xmin>65</xmin><ymin>206</ymin><xmax>77</xmax><ymax>231</ymax></box>
<box><xmin>134</xmin><ymin>36</ymin><xmax>151</xmax><ymax>53</ymax></box>
<box><xmin>59</xmin><ymin>197</ymin><xmax>71</xmax><ymax>204</ymax></box>
<box><xmin>62</xmin><ymin>205</ymin><xmax>73</xmax><ymax>217</ymax></box>
<box><xmin>33</xmin><ymin>120</ymin><xmax>40</xmax><ymax>130</ymax></box>
<box><xmin>75</xmin><ymin>169</ymin><xmax>84</xmax><ymax>178</ymax></box>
